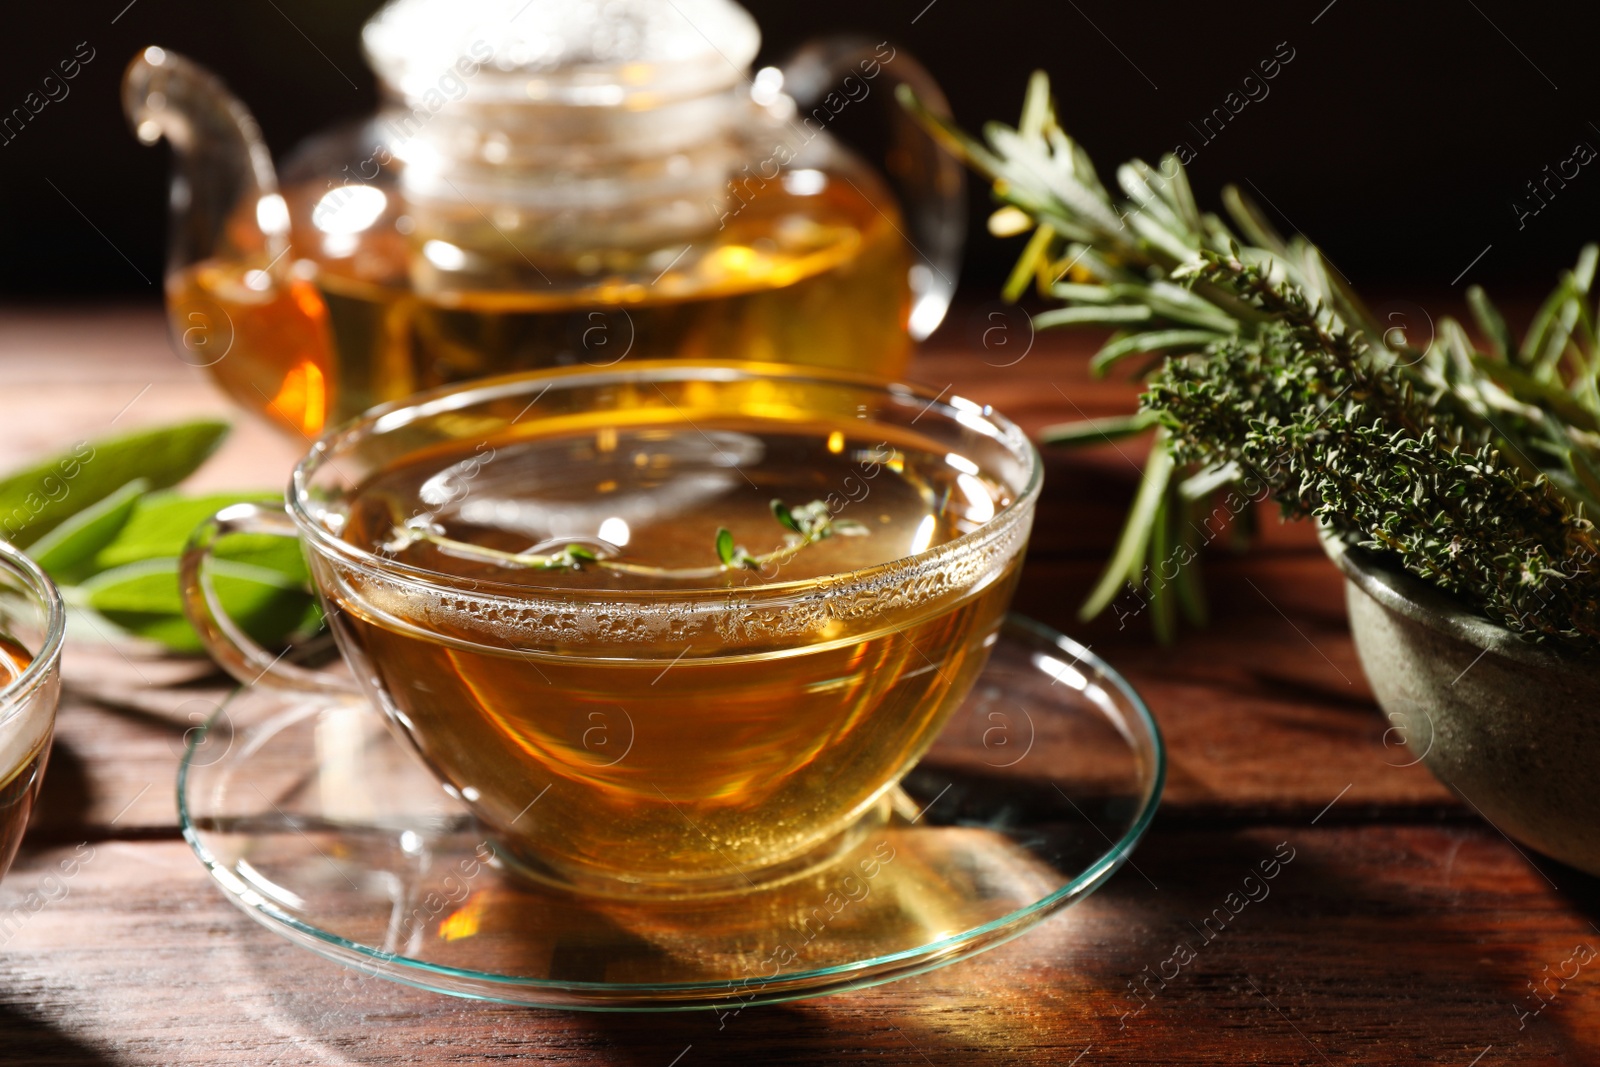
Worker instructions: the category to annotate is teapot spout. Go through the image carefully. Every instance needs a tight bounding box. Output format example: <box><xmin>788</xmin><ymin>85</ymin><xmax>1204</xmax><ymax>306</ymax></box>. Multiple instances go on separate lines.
<box><xmin>124</xmin><ymin>46</ymin><xmax>333</xmax><ymax>439</ymax></box>
<box><xmin>123</xmin><ymin>46</ymin><xmax>288</xmax><ymax>276</ymax></box>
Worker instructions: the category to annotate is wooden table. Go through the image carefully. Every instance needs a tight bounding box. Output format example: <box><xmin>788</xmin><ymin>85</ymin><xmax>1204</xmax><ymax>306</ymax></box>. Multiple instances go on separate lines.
<box><xmin>2</xmin><ymin>307</ymin><xmax>1596</xmax><ymax>1065</ymax></box>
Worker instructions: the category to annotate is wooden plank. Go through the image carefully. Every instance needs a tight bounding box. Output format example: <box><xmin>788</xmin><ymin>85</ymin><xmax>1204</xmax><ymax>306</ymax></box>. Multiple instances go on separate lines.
<box><xmin>0</xmin><ymin>826</ymin><xmax>1591</xmax><ymax>1064</ymax></box>
<box><xmin>0</xmin><ymin>308</ymin><xmax>301</xmax><ymax>490</ymax></box>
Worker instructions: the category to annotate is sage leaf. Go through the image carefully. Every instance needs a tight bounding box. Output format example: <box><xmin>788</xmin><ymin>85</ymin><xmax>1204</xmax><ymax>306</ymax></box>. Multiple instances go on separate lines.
<box><xmin>0</xmin><ymin>420</ymin><xmax>228</xmax><ymax>548</ymax></box>
<box><xmin>83</xmin><ymin>556</ymin><xmax>316</xmax><ymax>655</ymax></box>
<box><xmin>89</xmin><ymin>490</ymin><xmax>278</xmax><ymax>571</ymax></box>
<box><xmin>213</xmin><ymin>531</ymin><xmax>312</xmax><ymax>585</ymax></box>
<box><xmin>28</xmin><ymin>478</ymin><xmax>148</xmax><ymax>580</ymax></box>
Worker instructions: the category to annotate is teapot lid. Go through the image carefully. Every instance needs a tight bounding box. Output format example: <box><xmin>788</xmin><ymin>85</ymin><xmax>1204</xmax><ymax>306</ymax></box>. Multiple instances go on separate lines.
<box><xmin>363</xmin><ymin>0</ymin><xmax>761</xmax><ymax>106</ymax></box>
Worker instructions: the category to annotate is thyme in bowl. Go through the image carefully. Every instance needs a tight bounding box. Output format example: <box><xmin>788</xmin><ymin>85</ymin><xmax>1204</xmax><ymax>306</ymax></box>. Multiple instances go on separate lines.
<box><xmin>904</xmin><ymin>72</ymin><xmax>1600</xmax><ymax>649</ymax></box>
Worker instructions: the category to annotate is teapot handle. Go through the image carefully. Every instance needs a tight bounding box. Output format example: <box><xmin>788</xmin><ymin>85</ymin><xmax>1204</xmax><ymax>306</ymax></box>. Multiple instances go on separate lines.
<box><xmin>779</xmin><ymin>38</ymin><xmax>965</xmax><ymax>341</ymax></box>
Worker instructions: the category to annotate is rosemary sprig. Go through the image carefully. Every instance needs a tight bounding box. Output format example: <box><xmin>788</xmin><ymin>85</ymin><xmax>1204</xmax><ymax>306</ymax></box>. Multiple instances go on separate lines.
<box><xmin>389</xmin><ymin>498</ymin><xmax>869</xmax><ymax>580</ymax></box>
<box><xmin>905</xmin><ymin>71</ymin><xmax>1600</xmax><ymax>649</ymax></box>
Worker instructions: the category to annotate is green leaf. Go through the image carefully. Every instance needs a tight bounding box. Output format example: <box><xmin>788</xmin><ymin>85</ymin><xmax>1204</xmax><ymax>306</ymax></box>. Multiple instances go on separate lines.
<box><xmin>1002</xmin><ymin>223</ymin><xmax>1055</xmax><ymax>303</ymax></box>
<box><xmin>1566</xmin><ymin>448</ymin><xmax>1600</xmax><ymax>506</ymax></box>
<box><xmin>769</xmin><ymin>500</ymin><xmax>800</xmax><ymax>534</ymax></box>
<box><xmin>1435</xmin><ymin>317</ymin><xmax>1478</xmax><ymax>380</ymax></box>
<box><xmin>1117</xmin><ymin>163</ymin><xmax>1184</xmax><ymax>235</ymax></box>
<box><xmin>1033</xmin><ymin>305</ymin><xmax>1153</xmax><ymax>331</ymax></box>
<box><xmin>83</xmin><ymin>556</ymin><xmax>316</xmax><ymax>654</ymax></box>
<box><xmin>715</xmin><ymin>527</ymin><xmax>735</xmax><ymax>566</ymax></box>
<box><xmin>1039</xmin><ymin>411</ymin><xmax>1159</xmax><ymax>447</ymax></box>
<box><xmin>1576</xmin><ymin>244</ymin><xmax>1599</xmax><ymax>295</ymax></box>
<box><xmin>1518</xmin><ymin>282</ymin><xmax>1571</xmax><ymax>370</ymax></box>
<box><xmin>0</xmin><ymin>420</ymin><xmax>229</xmax><ymax>548</ymax></box>
<box><xmin>1109</xmin><ymin>281</ymin><xmax>1240</xmax><ymax>333</ymax></box>
<box><xmin>1091</xmin><ymin>329</ymin><xmax>1223</xmax><ymax>376</ymax></box>
<box><xmin>1220</xmin><ymin>184</ymin><xmax>1287</xmax><ymax>255</ymax></box>
<box><xmin>90</xmin><ymin>490</ymin><xmax>278</xmax><ymax>571</ymax></box>
<box><xmin>1062</xmin><ymin>135</ymin><xmax>1111</xmax><ymax>201</ymax></box>
<box><xmin>1108</xmin><ymin>281</ymin><xmax>1200</xmax><ymax>322</ymax></box>
<box><xmin>1018</xmin><ymin>70</ymin><xmax>1051</xmax><ymax>141</ymax></box>
<box><xmin>985</xmin><ymin>123</ymin><xmax>1128</xmax><ymax>240</ymax></box>
<box><xmin>896</xmin><ymin>84</ymin><xmax>1007</xmax><ymax>177</ymax></box>
<box><xmin>1064</xmin><ymin>247</ymin><xmax>1142</xmax><ymax>287</ymax></box>
<box><xmin>216</xmin><ymin>532</ymin><xmax>310</xmax><ymax>583</ymax></box>
<box><xmin>1473</xmin><ymin>355</ymin><xmax>1600</xmax><ymax>433</ymax></box>
<box><xmin>1124</xmin><ymin>206</ymin><xmax>1200</xmax><ymax>265</ymax></box>
<box><xmin>1178</xmin><ymin>461</ymin><xmax>1242</xmax><ymax>502</ymax></box>
<box><xmin>1465</xmin><ymin>285</ymin><xmax>1511</xmax><ymax>361</ymax></box>
<box><xmin>1080</xmin><ymin>431</ymin><xmax>1174</xmax><ymax>621</ymax></box>
<box><xmin>27</xmin><ymin>478</ymin><xmax>147</xmax><ymax>580</ymax></box>
<box><xmin>1046</xmin><ymin>282</ymin><xmax>1118</xmax><ymax>304</ymax></box>
<box><xmin>1162</xmin><ymin>155</ymin><xmax>1203</xmax><ymax>234</ymax></box>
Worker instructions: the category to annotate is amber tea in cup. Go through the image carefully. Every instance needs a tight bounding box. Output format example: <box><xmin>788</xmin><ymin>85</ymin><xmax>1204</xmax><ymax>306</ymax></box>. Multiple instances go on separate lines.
<box><xmin>0</xmin><ymin>543</ymin><xmax>65</xmax><ymax>885</ymax></box>
<box><xmin>182</xmin><ymin>364</ymin><xmax>1039</xmax><ymax>895</ymax></box>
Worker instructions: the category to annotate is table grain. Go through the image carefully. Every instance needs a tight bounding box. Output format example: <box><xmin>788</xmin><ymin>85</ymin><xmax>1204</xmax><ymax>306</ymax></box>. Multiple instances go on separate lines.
<box><xmin>1</xmin><ymin>307</ymin><xmax>1596</xmax><ymax>1066</ymax></box>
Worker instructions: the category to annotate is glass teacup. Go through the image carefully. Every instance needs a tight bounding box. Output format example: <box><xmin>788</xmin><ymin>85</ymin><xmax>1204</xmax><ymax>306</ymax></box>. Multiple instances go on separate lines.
<box><xmin>181</xmin><ymin>363</ymin><xmax>1039</xmax><ymax>896</ymax></box>
<box><xmin>0</xmin><ymin>541</ymin><xmax>64</xmax><ymax>885</ymax></box>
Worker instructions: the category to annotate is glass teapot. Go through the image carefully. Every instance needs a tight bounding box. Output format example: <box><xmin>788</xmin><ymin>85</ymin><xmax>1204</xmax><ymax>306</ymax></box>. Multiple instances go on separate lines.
<box><xmin>124</xmin><ymin>0</ymin><xmax>964</xmax><ymax>437</ymax></box>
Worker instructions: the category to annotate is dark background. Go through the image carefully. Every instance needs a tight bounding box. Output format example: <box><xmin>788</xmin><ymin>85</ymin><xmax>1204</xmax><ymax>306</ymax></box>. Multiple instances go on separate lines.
<box><xmin>1</xmin><ymin>0</ymin><xmax>1597</xmax><ymax>302</ymax></box>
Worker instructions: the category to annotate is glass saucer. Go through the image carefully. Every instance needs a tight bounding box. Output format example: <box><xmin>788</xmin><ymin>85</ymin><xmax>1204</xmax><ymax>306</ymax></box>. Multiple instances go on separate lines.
<box><xmin>178</xmin><ymin>614</ymin><xmax>1164</xmax><ymax>1010</ymax></box>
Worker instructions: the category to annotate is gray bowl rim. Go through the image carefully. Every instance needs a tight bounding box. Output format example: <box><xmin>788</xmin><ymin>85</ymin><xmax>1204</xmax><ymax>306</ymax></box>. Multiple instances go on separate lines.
<box><xmin>1317</xmin><ymin>526</ymin><xmax>1600</xmax><ymax>675</ymax></box>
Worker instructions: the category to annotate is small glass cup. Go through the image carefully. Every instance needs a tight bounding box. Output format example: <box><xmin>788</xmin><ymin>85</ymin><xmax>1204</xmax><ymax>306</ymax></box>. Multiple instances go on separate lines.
<box><xmin>181</xmin><ymin>363</ymin><xmax>1040</xmax><ymax>897</ymax></box>
<box><xmin>0</xmin><ymin>540</ymin><xmax>65</xmax><ymax>885</ymax></box>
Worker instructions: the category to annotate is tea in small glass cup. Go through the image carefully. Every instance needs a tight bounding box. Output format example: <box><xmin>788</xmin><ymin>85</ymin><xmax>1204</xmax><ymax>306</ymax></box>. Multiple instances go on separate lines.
<box><xmin>182</xmin><ymin>363</ymin><xmax>1040</xmax><ymax>896</ymax></box>
<box><xmin>0</xmin><ymin>542</ymin><xmax>65</xmax><ymax>885</ymax></box>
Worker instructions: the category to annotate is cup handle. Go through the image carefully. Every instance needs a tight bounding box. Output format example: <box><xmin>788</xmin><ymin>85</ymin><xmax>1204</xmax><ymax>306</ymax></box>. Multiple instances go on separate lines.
<box><xmin>180</xmin><ymin>501</ymin><xmax>357</xmax><ymax>694</ymax></box>
<box><xmin>780</xmin><ymin>37</ymin><xmax>966</xmax><ymax>341</ymax></box>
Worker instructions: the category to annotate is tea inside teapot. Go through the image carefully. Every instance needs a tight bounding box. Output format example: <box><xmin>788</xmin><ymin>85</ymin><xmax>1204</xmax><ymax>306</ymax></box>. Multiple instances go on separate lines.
<box><xmin>128</xmin><ymin>0</ymin><xmax>962</xmax><ymax>436</ymax></box>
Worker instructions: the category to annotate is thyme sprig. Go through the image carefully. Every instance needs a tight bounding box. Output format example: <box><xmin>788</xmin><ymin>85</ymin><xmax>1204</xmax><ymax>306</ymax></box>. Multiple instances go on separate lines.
<box><xmin>905</xmin><ymin>71</ymin><xmax>1600</xmax><ymax>649</ymax></box>
<box><xmin>387</xmin><ymin>498</ymin><xmax>868</xmax><ymax>580</ymax></box>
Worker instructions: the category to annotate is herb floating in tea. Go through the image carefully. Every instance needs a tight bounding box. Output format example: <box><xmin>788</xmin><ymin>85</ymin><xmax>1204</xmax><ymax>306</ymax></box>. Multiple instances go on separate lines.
<box><xmin>0</xmin><ymin>420</ymin><xmax>320</xmax><ymax>653</ymax></box>
<box><xmin>389</xmin><ymin>497</ymin><xmax>870</xmax><ymax>580</ymax></box>
<box><xmin>906</xmin><ymin>73</ymin><xmax>1600</xmax><ymax>649</ymax></box>
<box><xmin>720</xmin><ymin>499</ymin><xmax>871</xmax><ymax>572</ymax></box>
